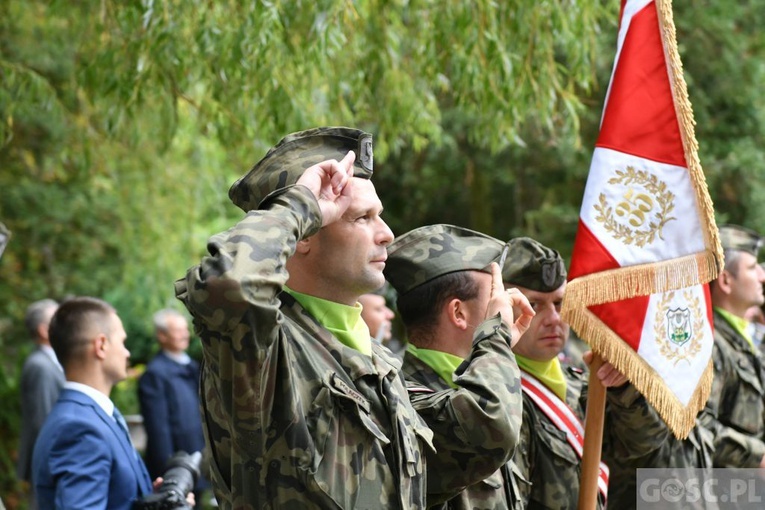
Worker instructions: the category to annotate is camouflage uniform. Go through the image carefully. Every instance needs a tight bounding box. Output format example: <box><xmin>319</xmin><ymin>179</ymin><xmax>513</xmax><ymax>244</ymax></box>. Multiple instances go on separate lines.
<box><xmin>503</xmin><ymin>237</ymin><xmax>670</xmax><ymax>510</ymax></box>
<box><xmin>705</xmin><ymin>310</ymin><xmax>765</xmax><ymax>467</ymax></box>
<box><xmin>403</xmin><ymin>352</ymin><xmax>523</xmax><ymax>510</ymax></box>
<box><xmin>704</xmin><ymin>225</ymin><xmax>765</xmax><ymax>468</ymax></box>
<box><xmin>513</xmin><ymin>366</ymin><xmax>604</xmax><ymax>510</ymax></box>
<box><xmin>515</xmin><ymin>366</ymin><xmax>675</xmax><ymax>510</ymax></box>
<box><xmin>385</xmin><ymin>225</ymin><xmax>525</xmax><ymax>510</ymax></box>
<box><xmin>603</xmin><ymin>386</ymin><xmax>715</xmax><ymax>510</ymax></box>
<box><xmin>176</xmin><ymin>128</ymin><xmax>436</xmax><ymax>509</ymax></box>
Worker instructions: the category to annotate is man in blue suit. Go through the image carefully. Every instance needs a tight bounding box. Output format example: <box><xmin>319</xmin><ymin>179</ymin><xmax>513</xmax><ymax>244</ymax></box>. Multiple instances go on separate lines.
<box><xmin>32</xmin><ymin>297</ymin><xmax>154</xmax><ymax>509</ymax></box>
<box><xmin>138</xmin><ymin>309</ymin><xmax>208</xmax><ymax>494</ymax></box>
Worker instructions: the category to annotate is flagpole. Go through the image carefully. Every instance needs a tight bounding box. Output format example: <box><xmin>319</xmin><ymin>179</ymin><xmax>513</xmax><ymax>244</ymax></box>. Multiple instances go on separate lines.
<box><xmin>578</xmin><ymin>353</ymin><xmax>606</xmax><ymax>510</ymax></box>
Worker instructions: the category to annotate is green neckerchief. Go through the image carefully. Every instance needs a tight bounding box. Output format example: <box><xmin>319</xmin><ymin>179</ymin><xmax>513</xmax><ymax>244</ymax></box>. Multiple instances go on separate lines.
<box><xmin>715</xmin><ymin>307</ymin><xmax>755</xmax><ymax>352</ymax></box>
<box><xmin>516</xmin><ymin>354</ymin><xmax>567</xmax><ymax>402</ymax></box>
<box><xmin>406</xmin><ymin>343</ymin><xmax>464</xmax><ymax>389</ymax></box>
<box><xmin>284</xmin><ymin>286</ymin><xmax>371</xmax><ymax>355</ymax></box>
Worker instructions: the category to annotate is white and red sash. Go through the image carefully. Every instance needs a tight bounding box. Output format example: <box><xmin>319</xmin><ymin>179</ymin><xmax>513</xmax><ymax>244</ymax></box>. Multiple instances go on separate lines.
<box><xmin>520</xmin><ymin>370</ymin><xmax>609</xmax><ymax>501</ymax></box>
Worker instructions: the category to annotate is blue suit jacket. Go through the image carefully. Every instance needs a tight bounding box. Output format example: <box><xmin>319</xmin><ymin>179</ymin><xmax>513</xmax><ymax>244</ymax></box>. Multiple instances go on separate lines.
<box><xmin>32</xmin><ymin>389</ymin><xmax>153</xmax><ymax>509</ymax></box>
<box><xmin>138</xmin><ymin>352</ymin><xmax>207</xmax><ymax>487</ymax></box>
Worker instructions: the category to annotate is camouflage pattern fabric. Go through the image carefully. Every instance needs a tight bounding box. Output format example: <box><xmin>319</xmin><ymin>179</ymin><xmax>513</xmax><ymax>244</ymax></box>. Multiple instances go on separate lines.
<box><xmin>501</xmin><ymin>237</ymin><xmax>567</xmax><ymax>293</ymax></box>
<box><xmin>515</xmin><ymin>366</ymin><xmax>667</xmax><ymax>509</ymax></box>
<box><xmin>513</xmin><ymin>366</ymin><xmax>603</xmax><ymax>510</ymax></box>
<box><xmin>383</xmin><ymin>224</ymin><xmax>505</xmax><ymax>296</ymax></box>
<box><xmin>603</xmin><ymin>386</ymin><xmax>716</xmax><ymax>510</ymax></box>
<box><xmin>704</xmin><ymin>309</ymin><xmax>765</xmax><ymax>467</ymax></box>
<box><xmin>718</xmin><ymin>224</ymin><xmax>763</xmax><ymax>256</ymax></box>
<box><xmin>228</xmin><ymin>126</ymin><xmax>373</xmax><ymax>212</ymax></box>
<box><xmin>402</xmin><ymin>317</ymin><xmax>524</xmax><ymax>510</ymax></box>
<box><xmin>175</xmin><ymin>185</ymin><xmax>435</xmax><ymax>509</ymax></box>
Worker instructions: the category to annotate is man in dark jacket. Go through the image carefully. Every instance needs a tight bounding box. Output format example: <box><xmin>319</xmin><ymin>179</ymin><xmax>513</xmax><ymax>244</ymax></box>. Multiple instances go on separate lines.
<box><xmin>138</xmin><ymin>308</ymin><xmax>209</xmax><ymax>495</ymax></box>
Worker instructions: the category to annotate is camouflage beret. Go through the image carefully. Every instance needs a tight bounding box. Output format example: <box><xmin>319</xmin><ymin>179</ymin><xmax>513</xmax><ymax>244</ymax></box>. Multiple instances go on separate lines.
<box><xmin>719</xmin><ymin>224</ymin><xmax>763</xmax><ymax>256</ymax></box>
<box><xmin>384</xmin><ymin>224</ymin><xmax>506</xmax><ymax>296</ymax></box>
<box><xmin>229</xmin><ymin>126</ymin><xmax>374</xmax><ymax>212</ymax></box>
<box><xmin>502</xmin><ymin>237</ymin><xmax>566</xmax><ymax>292</ymax></box>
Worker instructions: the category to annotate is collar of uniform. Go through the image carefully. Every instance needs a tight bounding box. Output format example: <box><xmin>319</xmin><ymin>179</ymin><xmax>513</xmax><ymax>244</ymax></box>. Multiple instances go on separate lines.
<box><xmin>405</xmin><ymin>344</ymin><xmax>464</xmax><ymax>389</ymax></box>
<box><xmin>714</xmin><ymin>307</ymin><xmax>755</xmax><ymax>352</ymax></box>
<box><xmin>516</xmin><ymin>355</ymin><xmax>567</xmax><ymax>401</ymax></box>
<box><xmin>284</xmin><ymin>286</ymin><xmax>372</xmax><ymax>355</ymax></box>
<box><xmin>279</xmin><ymin>291</ymin><xmax>382</xmax><ymax>381</ymax></box>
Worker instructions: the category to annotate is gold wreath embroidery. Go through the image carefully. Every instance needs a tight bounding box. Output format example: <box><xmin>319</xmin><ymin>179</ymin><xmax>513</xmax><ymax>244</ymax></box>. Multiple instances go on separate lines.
<box><xmin>654</xmin><ymin>290</ymin><xmax>704</xmax><ymax>365</ymax></box>
<box><xmin>593</xmin><ymin>167</ymin><xmax>676</xmax><ymax>247</ymax></box>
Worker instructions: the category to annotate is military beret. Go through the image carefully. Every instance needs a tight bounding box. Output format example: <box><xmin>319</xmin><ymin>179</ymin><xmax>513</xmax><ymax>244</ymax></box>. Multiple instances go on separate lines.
<box><xmin>229</xmin><ymin>126</ymin><xmax>374</xmax><ymax>212</ymax></box>
<box><xmin>502</xmin><ymin>237</ymin><xmax>567</xmax><ymax>292</ymax></box>
<box><xmin>718</xmin><ymin>224</ymin><xmax>763</xmax><ymax>256</ymax></box>
<box><xmin>384</xmin><ymin>224</ymin><xmax>506</xmax><ymax>296</ymax></box>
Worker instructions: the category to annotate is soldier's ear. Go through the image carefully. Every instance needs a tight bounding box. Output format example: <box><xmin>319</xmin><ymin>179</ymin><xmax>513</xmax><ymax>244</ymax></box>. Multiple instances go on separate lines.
<box><xmin>446</xmin><ymin>298</ymin><xmax>469</xmax><ymax>330</ymax></box>
<box><xmin>295</xmin><ymin>238</ymin><xmax>312</xmax><ymax>255</ymax></box>
<box><xmin>718</xmin><ymin>270</ymin><xmax>733</xmax><ymax>294</ymax></box>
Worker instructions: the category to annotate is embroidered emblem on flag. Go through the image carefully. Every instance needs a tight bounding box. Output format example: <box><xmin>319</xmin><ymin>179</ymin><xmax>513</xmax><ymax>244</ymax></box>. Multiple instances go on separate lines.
<box><xmin>561</xmin><ymin>0</ymin><xmax>722</xmax><ymax>438</ymax></box>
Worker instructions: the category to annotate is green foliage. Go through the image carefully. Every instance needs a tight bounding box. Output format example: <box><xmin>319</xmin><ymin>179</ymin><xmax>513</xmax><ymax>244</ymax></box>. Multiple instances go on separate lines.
<box><xmin>2</xmin><ymin>0</ymin><xmax>765</xmax><ymax>504</ymax></box>
<box><xmin>112</xmin><ymin>364</ymin><xmax>145</xmax><ymax>417</ymax></box>
<box><xmin>2</xmin><ymin>0</ymin><xmax>608</xmax><ymax>160</ymax></box>
<box><xmin>0</xmin><ymin>0</ymin><xmax>612</xmax><ymax>371</ymax></box>
<box><xmin>0</xmin><ymin>357</ymin><xmax>23</xmax><ymax>505</ymax></box>
<box><xmin>674</xmin><ymin>0</ymin><xmax>765</xmax><ymax>230</ymax></box>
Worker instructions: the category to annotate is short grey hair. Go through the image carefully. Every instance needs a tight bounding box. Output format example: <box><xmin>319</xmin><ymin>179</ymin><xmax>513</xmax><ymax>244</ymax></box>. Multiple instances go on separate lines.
<box><xmin>25</xmin><ymin>299</ymin><xmax>59</xmax><ymax>338</ymax></box>
<box><xmin>723</xmin><ymin>249</ymin><xmax>744</xmax><ymax>277</ymax></box>
<box><xmin>153</xmin><ymin>308</ymin><xmax>186</xmax><ymax>334</ymax></box>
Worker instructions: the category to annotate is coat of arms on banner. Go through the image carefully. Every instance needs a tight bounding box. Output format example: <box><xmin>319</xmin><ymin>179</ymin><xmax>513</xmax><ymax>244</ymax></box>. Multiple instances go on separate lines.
<box><xmin>654</xmin><ymin>290</ymin><xmax>704</xmax><ymax>365</ymax></box>
<box><xmin>667</xmin><ymin>307</ymin><xmax>692</xmax><ymax>346</ymax></box>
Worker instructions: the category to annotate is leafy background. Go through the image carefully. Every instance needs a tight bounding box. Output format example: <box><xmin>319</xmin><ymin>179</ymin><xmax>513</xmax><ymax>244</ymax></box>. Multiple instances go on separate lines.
<box><xmin>2</xmin><ymin>0</ymin><xmax>765</xmax><ymax>505</ymax></box>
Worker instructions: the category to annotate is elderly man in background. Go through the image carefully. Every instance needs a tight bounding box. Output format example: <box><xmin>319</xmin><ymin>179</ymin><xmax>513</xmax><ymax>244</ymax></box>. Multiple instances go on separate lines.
<box><xmin>139</xmin><ymin>308</ymin><xmax>209</xmax><ymax>497</ymax></box>
<box><xmin>17</xmin><ymin>298</ymin><xmax>62</xmax><ymax>509</ymax></box>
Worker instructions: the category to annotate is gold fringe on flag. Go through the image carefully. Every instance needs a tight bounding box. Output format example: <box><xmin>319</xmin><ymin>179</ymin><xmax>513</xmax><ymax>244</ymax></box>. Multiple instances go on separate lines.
<box><xmin>656</xmin><ymin>0</ymin><xmax>723</xmax><ymax>268</ymax></box>
<box><xmin>563</xmin><ymin>305</ymin><xmax>712</xmax><ymax>439</ymax></box>
<box><xmin>563</xmin><ymin>249</ymin><xmax>717</xmax><ymax>309</ymax></box>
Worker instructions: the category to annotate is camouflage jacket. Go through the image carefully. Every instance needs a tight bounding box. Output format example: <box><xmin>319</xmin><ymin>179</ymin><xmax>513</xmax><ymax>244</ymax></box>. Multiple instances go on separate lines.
<box><xmin>514</xmin><ymin>366</ymin><xmax>668</xmax><ymax>510</ymax></box>
<box><xmin>513</xmin><ymin>366</ymin><xmax>601</xmax><ymax>510</ymax></box>
<box><xmin>603</xmin><ymin>385</ymin><xmax>715</xmax><ymax>510</ymax></box>
<box><xmin>402</xmin><ymin>325</ymin><xmax>524</xmax><ymax>510</ymax></box>
<box><xmin>175</xmin><ymin>186</ymin><xmax>436</xmax><ymax>509</ymax></box>
<box><xmin>704</xmin><ymin>309</ymin><xmax>765</xmax><ymax>467</ymax></box>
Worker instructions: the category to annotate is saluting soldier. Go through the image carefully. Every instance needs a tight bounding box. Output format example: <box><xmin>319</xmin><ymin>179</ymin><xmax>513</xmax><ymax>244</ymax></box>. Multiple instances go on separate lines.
<box><xmin>176</xmin><ymin>128</ymin><xmax>531</xmax><ymax>509</ymax></box>
<box><xmin>176</xmin><ymin>127</ymin><xmax>433</xmax><ymax>508</ymax></box>
<box><xmin>384</xmin><ymin>224</ymin><xmax>534</xmax><ymax>509</ymax></box>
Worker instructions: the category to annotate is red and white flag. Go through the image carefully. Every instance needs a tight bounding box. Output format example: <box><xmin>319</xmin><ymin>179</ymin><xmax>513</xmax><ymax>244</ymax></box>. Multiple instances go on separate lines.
<box><xmin>561</xmin><ymin>0</ymin><xmax>722</xmax><ymax>438</ymax></box>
